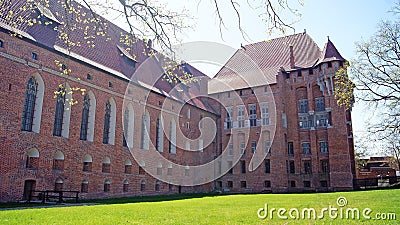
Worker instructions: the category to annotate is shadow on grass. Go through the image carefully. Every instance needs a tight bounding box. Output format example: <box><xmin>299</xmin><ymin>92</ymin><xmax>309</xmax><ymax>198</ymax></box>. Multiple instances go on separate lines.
<box><xmin>79</xmin><ymin>193</ymin><xmax>219</xmax><ymax>205</ymax></box>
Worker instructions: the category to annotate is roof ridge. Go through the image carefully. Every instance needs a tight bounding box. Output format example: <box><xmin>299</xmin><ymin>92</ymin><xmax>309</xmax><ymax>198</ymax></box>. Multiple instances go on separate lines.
<box><xmin>243</xmin><ymin>32</ymin><xmax>308</xmax><ymax>48</ymax></box>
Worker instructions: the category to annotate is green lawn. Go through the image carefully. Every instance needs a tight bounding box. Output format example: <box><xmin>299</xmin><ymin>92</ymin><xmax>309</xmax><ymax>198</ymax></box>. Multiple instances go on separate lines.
<box><xmin>0</xmin><ymin>189</ymin><xmax>399</xmax><ymax>224</ymax></box>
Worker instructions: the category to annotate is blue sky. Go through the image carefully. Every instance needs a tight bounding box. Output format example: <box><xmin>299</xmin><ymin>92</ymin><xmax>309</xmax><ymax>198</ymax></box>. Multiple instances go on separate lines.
<box><xmin>173</xmin><ymin>0</ymin><xmax>397</xmax><ymax>152</ymax></box>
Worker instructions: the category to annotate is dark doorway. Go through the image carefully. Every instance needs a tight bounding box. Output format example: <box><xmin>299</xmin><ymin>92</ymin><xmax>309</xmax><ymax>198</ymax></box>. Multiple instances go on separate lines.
<box><xmin>178</xmin><ymin>185</ymin><xmax>182</xmax><ymax>194</ymax></box>
<box><xmin>23</xmin><ymin>180</ymin><xmax>36</xmax><ymax>201</ymax></box>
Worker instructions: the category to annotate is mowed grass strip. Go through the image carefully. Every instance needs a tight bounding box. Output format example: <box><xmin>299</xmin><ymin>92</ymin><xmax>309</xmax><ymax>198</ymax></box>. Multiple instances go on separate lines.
<box><xmin>0</xmin><ymin>189</ymin><xmax>399</xmax><ymax>224</ymax></box>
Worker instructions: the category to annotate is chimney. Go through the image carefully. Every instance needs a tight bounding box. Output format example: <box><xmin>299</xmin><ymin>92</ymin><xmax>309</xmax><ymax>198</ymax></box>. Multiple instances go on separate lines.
<box><xmin>289</xmin><ymin>45</ymin><xmax>295</xmax><ymax>69</ymax></box>
<box><xmin>199</xmin><ymin>77</ymin><xmax>208</xmax><ymax>95</ymax></box>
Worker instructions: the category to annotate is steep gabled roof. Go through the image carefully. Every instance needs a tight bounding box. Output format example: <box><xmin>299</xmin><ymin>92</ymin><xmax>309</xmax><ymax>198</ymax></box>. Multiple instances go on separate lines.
<box><xmin>317</xmin><ymin>38</ymin><xmax>345</xmax><ymax>64</ymax></box>
<box><xmin>209</xmin><ymin>33</ymin><xmax>322</xmax><ymax>93</ymax></box>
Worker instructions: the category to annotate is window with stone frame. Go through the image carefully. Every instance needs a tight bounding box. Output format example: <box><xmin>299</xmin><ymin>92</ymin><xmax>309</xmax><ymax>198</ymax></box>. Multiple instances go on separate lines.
<box><xmin>265</xmin><ymin>160</ymin><xmax>271</xmax><ymax>173</ymax></box>
<box><xmin>315</xmin><ymin>97</ymin><xmax>325</xmax><ymax>112</ymax></box>
<box><xmin>320</xmin><ymin>141</ymin><xmax>329</xmax><ymax>153</ymax></box>
<box><xmin>302</xmin><ymin>142</ymin><xmax>311</xmax><ymax>154</ymax></box>
<box><xmin>261</xmin><ymin>102</ymin><xmax>269</xmax><ymax>126</ymax></box>
<box><xmin>288</xmin><ymin>142</ymin><xmax>294</xmax><ymax>156</ymax></box>
<box><xmin>304</xmin><ymin>160</ymin><xmax>312</xmax><ymax>174</ymax></box>
<box><xmin>251</xmin><ymin>141</ymin><xmax>257</xmax><ymax>153</ymax></box>
<box><xmin>249</xmin><ymin>104</ymin><xmax>257</xmax><ymax>127</ymax></box>
<box><xmin>298</xmin><ymin>99</ymin><xmax>308</xmax><ymax>113</ymax></box>
<box><xmin>21</xmin><ymin>77</ymin><xmax>38</xmax><ymax>132</ymax></box>
<box><xmin>289</xmin><ymin>160</ymin><xmax>295</xmax><ymax>174</ymax></box>
<box><xmin>53</xmin><ymin>87</ymin><xmax>65</xmax><ymax>137</ymax></box>
<box><xmin>80</xmin><ymin>94</ymin><xmax>90</xmax><ymax>140</ymax></box>
<box><xmin>316</xmin><ymin>113</ymin><xmax>328</xmax><ymax>127</ymax></box>
<box><xmin>225</xmin><ymin>107</ymin><xmax>233</xmax><ymax>129</ymax></box>
<box><xmin>237</xmin><ymin>105</ymin><xmax>245</xmax><ymax>128</ymax></box>
<box><xmin>321</xmin><ymin>160</ymin><xmax>329</xmax><ymax>173</ymax></box>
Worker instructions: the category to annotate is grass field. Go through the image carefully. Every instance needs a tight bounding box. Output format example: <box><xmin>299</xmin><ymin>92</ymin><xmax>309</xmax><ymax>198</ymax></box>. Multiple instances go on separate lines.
<box><xmin>0</xmin><ymin>189</ymin><xmax>399</xmax><ymax>224</ymax></box>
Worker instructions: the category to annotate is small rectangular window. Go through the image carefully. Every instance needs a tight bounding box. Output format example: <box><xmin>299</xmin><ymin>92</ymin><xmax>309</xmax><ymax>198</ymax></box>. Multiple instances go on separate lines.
<box><xmin>239</xmin><ymin>90</ymin><xmax>243</xmax><ymax>96</ymax></box>
<box><xmin>108</xmin><ymin>82</ymin><xmax>113</xmax><ymax>88</ymax></box>
<box><xmin>31</xmin><ymin>52</ymin><xmax>38</xmax><ymax>60</ymax></box>
<box><xmin>320</xmin><ymin>180</ymin><xmax>328</xmax><ymax>187</ymax></box>
<box><xmin>240</xmin><ymin>181</ymin><xmax>247</xmax><ymax>188</ymax></box>
<box><xmin>251</xmin><ymin>141</ymin><xmax>256</xmax><ymax>153</ymax></box>
<box><xmin>321</xmin><ymin>160</ymin><xmax>329</xmax><ymax>173</ymax></box>
<box><xmin>328</xmin><ymin>62</ymin><xmax>332</xmax><ymax>68</ymax></box>
<box><xmin>265</xmin><ymin>160</ymin><xmax>270</xmax><ymax>173</ymax></box>
<box><xmin>320</xmin><ymin>141</ymin><xmax>328</xmax><ymax>153</ymax></box>
<box><xmin>304</xmin><ymin>161</ymin><xmax>312</xmax><ymax>174</ymax></box>
<box><xmin>227</xmin><ymin>181</ymin><xmax>233</xmax><ymax>188</ymax></box>
<box><xmin>309</xmin><ymin>68</ymin><xmax>313</xmax><ymax>75</ymax></box>
<box><xmin>290</xmin><ymin>180</ymin><xmax>296</xmax><ymax>187</ymax></box>
<box><xmin>241</xmin><ymin>160</ymin><xmax>246</xmax><ymax>173</ymax></box>
<box><xmin>297</xmin><ymin>70</ymin><xmax>302</xmax><ymax>77</ymax></box>
<box><xmin>299</xmin><ymin>99</ymin><xmax>308</xmax><ymax>113</ymax></box>
<box><xmin>287</xmin><ymin>142</ymin><xmax>294</xmax><ymax>156</ymax></box>
<box><xmin>228</xmin><ymin>161</ymin><xmax>233</xmax><ymax>174</ymax></box>
<box><xmin>289</xmin><ymin>161</ymin><xmax>295</xmax><ymax>174</ymax></box>
<box><xmin>315</xmin><ymin>97</ymin><xmax>325</xmax><ymax>112</ymax></box>
<box><xmin>87</xmin><ymin>74</ymin><xmax>92</xmax><ymax>80</ymax></box>
<box><xmin>264</xmin><ymin>180</ymin><xmax>271</xmax><ymax>188</ymax></box>
<box><xmin>249</xmin><ymin>104</ymin><xmax>257</xmax><ymax>127</ymax></box>
<box><xmin>304</xmin><ymin>181</ymin><xmax>311</xmax><ymax>188</ymax></box>
<box><xmin>0</xmin><ymin>40</ymin><xmax>3</xmax><ymax>48</ymax></box>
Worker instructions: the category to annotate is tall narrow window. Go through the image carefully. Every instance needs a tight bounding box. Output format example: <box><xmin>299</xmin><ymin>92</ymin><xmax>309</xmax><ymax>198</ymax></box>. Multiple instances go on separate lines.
<box><xmin>315</xmin><ymin>98</ymin><xmax>325</xmax><ymax>112</ymax></box>
<box><xmin>241</xmin><ymin>160</ymin><xmax>246</xmax><ymax>173</ymax></box>
<box><xmin>156</xmin><ymin>116</ymin><xmax>164</xmax><ymax>152</ymax></box>
<box><xmin>288</xmin><ymin>142</ymin><xmax>294</xmax><ymax>156</ymax></box>
<box><xmin>123</xmin><ymin>104</ymin><xmax>134</xmax><ymax>148</ymax></box>
<box><xmin>140</xmin><ymin>111</ymin><xmax>150</xmax><ymax>150</ymax></box>
<box><xmin>265</xmin><ymin>140</ymin><xmax>271</xmax><ymax>155</ymax></box>
<box><xmin>251</xmin><ymin>141</ymin><xmax>257</xmax><ymax>153</ymax></box>
<box><xmin>103</xmin><ymin>101</ymin><xmax>111</xmax><ymax>144</ymax></box>
<box><xmin>198</xmin><ymin>139</ymin><xmax>203</xmax><ymax>152</ymax></box>
<box><xmin>265</xmin><ymin>160</ymin><xmax>270</xmax><ymax>173</ymax></box>
<box><xmin>249</xmin><ymin>104</ymin><xmax>257</xmax><ymax>127</ymax></box>
<box><xmin>289</xmin><ymin>161</ymin><xmax>295</xmax><ymax>174</ymax></box>
<box><xmin>225</xmin><ymin>107</ymin><xmax>233</xmax><ymax>129</ymax></box>
<box><xmin>261</xmin><ymin>103</ymin><xmax>269</xmax><ymax>126</ymax></box>
<box><xmin>240</xmin><ymin>142</ymin><xmax>245</xmax><ymax>155</ymax></box>
<box><xmin>123</xmin><ymin>108</ymin><xmax>129</xmax><ymax>147</ymax></box>
<box><xmin>169</xmin><ymin>119</ymin><xmax>176</xmax><ymax>154</ymax></box>
<box><xmin>237</xmin><ymin>105</ymin><xmax>245</xmax><ymax>128</ymax></box>
<box><xmin>304</xmin><ymin>161</ymin><xmax>312</xmax><ymax>174</ymax></box>
<box><xmin>53</xmin><ymin>87</ymin><xmax>65</xmax><ymax>137</ymax></box>
<box><xmin>321</xmin><ymin>160</ymin><xmax>329</xmax><ymax>173</ymax></box>
<box><xmin>21</xmin><ymin>77</ymin><xmax>38</xmax><ymax>132</ymax></box>
<box><xmin>80</xmin><ymin>94</ymin><xmax>90</xmax><ymax>141</ymax></box>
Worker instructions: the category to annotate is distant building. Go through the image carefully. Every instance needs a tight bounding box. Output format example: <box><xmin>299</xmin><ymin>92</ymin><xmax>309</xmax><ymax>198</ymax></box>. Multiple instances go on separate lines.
<box><xmin>357</xmin><ymin>157</ymin><xmax>397</xmax><ymax>179</ymax></box>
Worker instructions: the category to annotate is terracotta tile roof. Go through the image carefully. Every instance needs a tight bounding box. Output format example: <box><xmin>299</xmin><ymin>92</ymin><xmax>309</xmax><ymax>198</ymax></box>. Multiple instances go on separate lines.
<box><xmin>317</xmin><ymin>38</ymin><xmax>345</xmax><ymax>64</ymax></box>
<box><xmin>209</xmin><ymin>33</ymin><xmax>340</xmax><ymax>94</ymax></box>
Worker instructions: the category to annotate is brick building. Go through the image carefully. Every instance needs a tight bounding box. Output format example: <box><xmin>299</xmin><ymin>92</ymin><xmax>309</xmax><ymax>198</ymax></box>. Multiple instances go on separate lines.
<box><xmin>209</xmin><ymin>33</ymin><xmax>356</xmax><ymax>193</ymax></box>
<box><xmin>0</xmin><ymin>1</ymin><xmax>355</xmax><ymax>202</ymax></box>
